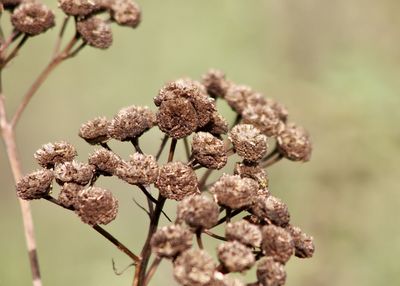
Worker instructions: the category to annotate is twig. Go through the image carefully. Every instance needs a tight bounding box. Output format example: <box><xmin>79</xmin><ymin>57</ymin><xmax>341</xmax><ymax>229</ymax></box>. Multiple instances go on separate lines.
<box><xmin>167</xmin><ymin>138</ymin><xmax>177</xmax><ymax>163</ymax></box>
<box><xmin>198</xmin><ymin>169</ymin><xmax>213</xmax><ymax>191</ymax></box>
<box><xmin>132</xmin><ymin>197</ymin><xmax>151</xmax><ymax>218</ymax></box>
<box><xmin>212</xmin><ymin>209</ymin><xmax>242</xmax><ymax>228</ymax></box>
<box><xmin>112</xmin><ymin>259</ymin><xmax>135</xmax><ymax>276</ymax></box>
<box><xmin>260</xmin><ymin>153</ymin><xmax>283</xmax><ymax>168</ymax></box>
<box><xmin>137</xmin><ymin>184</ymin><xmax>171</xmax><ymax>221</ymax></box>
<box><xmin>131</xmin><ymin>137</ymin><xmax>143</xmax><ymax>154</ymax></box>
<box><xmin>1</xmin><ymin>34</ymin><xmax>29</xmax><ymax>67</ymax></box>
<box><xmin>203</xmin><ymin>229</ymin><xmax>227</xmax><ymax>241</ymax></box>
<box><xmin>155</xmin><ymin>135</ymin><xmax>168</xmax><ymax>161</ymax></box>
<box><xmin>196</xmin><ymin>230</ymin><xmax>204</xmax><ymax>249</ymax></box>
<box><xmin>143</xmin><ymin>256</ymin><xmax>162</xmax><ymax>286</ymax></box>
<box><xmin>52</xmin><ymin>16</ymin><xmax>70</xmax><ymax>57</ymax></box>
<box><xmin>183</xmin><ymin>137</ymin><xmax>191</xmax><ymax>160</ymax></box>
<box><xmin>0</xmin><ymin>30</ymin><xmax>21</xmax><ymax>54</ymax></box>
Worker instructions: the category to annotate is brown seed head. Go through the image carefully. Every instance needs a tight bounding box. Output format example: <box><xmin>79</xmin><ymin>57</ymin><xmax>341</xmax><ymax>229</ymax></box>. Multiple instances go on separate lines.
<box><xmin>261</xmin><ymin>225</ymin><xmax>294</xmax><ymax>264</ymax></box>
<box><xmin>251</xmin><ymin>195</ymin><xmax>290</xmax><ymax>227</ymax></box>
<box><xmin>201</xmin><ymin>69</ymin><xmax>230</xmax><ymax>98</ymax></box>
<box><xmin>11</xmin><ymin>2</ymin><xmax>55</xmax><ymax>36</ymax></box>
<box><xmin>265</xmin><ymin>98</ymin><xmax>288</xmax><ymax>122</ymax></box>
<box><xmin>58</xmin><ymin>183</ymin><xmax>83</xmax><ymax>209</ymax></box>
<box><xmin>78</xmin><ymin>116</ymin><xmax>110</xmax><ymax>145</ymax></box>
<box><xmin>58</xmin><ymin>0</ymin><xmax>99</xmax><ymax>16</ymax></box>
<box><xmin>286</xmin><ymin>225</ymin><xmax>315</xmax><ymax>258</ymax></box>
<box><xmin>77</xmin><ymin>16</ymin><xmax>113</xmax><ymax>49</ymax></box>
<box><xmin>199</xmin><ymin>112</ymin><xmax>229</xmax><ymax>136</ymax></box>
<box><xmin>110</xmin><ymin>0</ymin><xmax>141</xmax><ymax>28</ymax></box>
<box><xmin>155</xmin><ymin>162</ymin><xmax>199</xmax><ymax>201</ymax></box>
<box><xmin>257</xmin><ymin>257</ymin><xmax>286</xmax><ymax>286</ymax></box>
<box><xmin>242</xmin><ymin>105</ymin><xmax>285</xmax><ymax>137</ymax></box>
<box><xmin>34</xmin><ymin>141</ymin><xmax>77</xmax><ymax>168</ymax></box>
<box><xmin>207</xmin><ymin>272</ymin><xmax>245</xmax><ymax>286</ymax></box>
<box><xmin>277</xmin><ymin>123</ymin><xmax>312</xmax><ymax>162</ymax></box>
<box><xmin>229</xmin><ymin>124</ymin><xmax>268</xmax><ymax>162</ymax></box>
<box><xmin>174</xmin><ymin>249</ymin><xmax>216</xmax><ymax>286</ymax></box>
<box><xmin>16</xmin><ymin>169</ymin><xmax>54</xmax><ymax>200</ymax></box>
<box><xmin>54</xmin><ymin>161</ymin><xmax>95</xmax><ymax>186</ymax></box>
<box><xmin>192</xmin><ymin>132</ymin><xmax>227</xmax><ymax>170</ymax></box>
<box><xmin>88</xmin><ymin>148</ymin><xmax>122</xmax><ymax>175</ymax></box>
<box><xmin>224</xmin><ymin>84</ymin><xmax>267</xmax><ymax>114</ymax></box>
<box><xmin>75</xmin><ymin>187</ymin><xmax>118</xmax><ymax>225</ymax></box>
<box><xmin>150</xmin><ymin>224</ymin><xmax>193</xmax><ymax>259</ymax></box>
<box><xmin>210</xmin><ymin>174</ymin><xmax>258</xmax><ymax>209</ymax></box>
<box><xmin>234</xmin><ymin>162</ymin><xmax>269</xmax><ymax>195</ymax></box>
<box><xmin>115</xmin><ymin>153</ymin><xmax>159</xmax><ymax>185</ymax></box>
<box><xmin>225</xmin><ymin>220</ymin><xmax>262</xmax><ymax>248</ymax></box>
<box><xmin>176</xmin><ymin>195</ymin><xmax>219</xmax><ymax>230</ymax></box>
<box><xmin>108</xmin><ymin>105</ymin><xmax>156</xmax><ymax>141</ymax></box>
<box><xmin>217</xmin><ymin>241</ymin><xmax>255</xmax><ymax>272</ymax></box>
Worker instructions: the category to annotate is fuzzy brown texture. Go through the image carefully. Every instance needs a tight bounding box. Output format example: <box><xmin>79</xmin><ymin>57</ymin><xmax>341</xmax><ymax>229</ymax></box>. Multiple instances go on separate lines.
<box><xmin>155</xmin><ymin>161</ymin><xmax>199</xmax><ymax>201</ymax></box>
<box><xmin>265</xmin><ymin>98</ymin><xmax>288</xmax><ymax>122</ymax></box>
<box><xmin>75</xmin><ymin>187</ymin><xmax>118</xmax><ymax>225</ymax></box>
<box><xmin>234</xmin><ymin>162</ymin><xmax>269</xmax><ymax>195</ymax></box>
<box><xmin>176</xmin><ymin>195</ymin><xmax>219</xmax><ymax>230</ymax></box>
<box><xmin>108</xmin><ymin>105</ymin><xmax>156</xmax><ymax>141</ymax></box>
<box><xmin>207</xmin><ymin>273</ymin><xmax>245</xmax><ymax>286</ymax></box>
<box><xmin>58</xmin><ymin>0</ymin><xmax>99</xmax><ymax>16</ymax></box>
<box><xmin>277</xmin><ymin>123</ymin><xmax>312</xmax><ymax>162</ymax></box>
<box><xmin>77</xmin><ymin>16</ymin><xmax>113</xmax><ymax>49</ymax></box>
<box><xmin>257</xmin><ymin>257</ymin><xmax>286</xmax><ymax>286</ymax></box>
<box><xmin>115</xmin><ymin>153</ymin><xmax>159</xmax><ymax>185</ymax></box>
<box><xmin>202</xmin><ymin>69</ymin><xmax>230</xmax><ymax>98</ymax></box>
<box><xmin>217</xmin><ymin>241</ymin><xmax>255</xmax><ymax>272</ymax></box>
<box><xmin>34</xmin><ymin>141</ymin><xmax>77</xmax><ymax>168</ymax></box>
<box><xmin>192</xmin><ymin>132</ymin><xmax>227</xmax><ymax>170</ymax></box>
<box><xmin>224</xmin><ymin>84</ymin><xmax>267</xmax><ymax>114</ymax></box>
<box><xmin>225</xmin><ymin>220</ymin><xmax>262</xmax><ymax>248</ymax></box>
<box><xmin>210</xmin><ymin>174</ymin><xmax>258</xmax><ymax>209</ymax></box>
<box><xmin>54</xmin><ymin>161</ymin><xmax>95</xmax><ymax>186</ymax></box>
<box><xmin>242</xmin><ymin>105</ymin><xmax>285</xmax><ymax>137</ymax></box>
<box><xmin>78</xmin><ymin>116</ymin><xmax>110</xmax><ymax>145</ymax></box>
<box><xmin>199</xmin><ymin>112</ymin><xmax>229</xmax><ymax>135</ymax></box>
<box><xmin>173</xmin><ymin>249</ymin><xmax>216</xmax><ymax>286</ymax></box>
<box><xmin>110</xmin><ymin>0</ymin><xmax>141</xmax><ymax>28</ymax></box>
<box><xmin>229</xmin><ymin>124</ymin><xmax>268</xmax><ymax>162</ymax></box>
<box><xmin>150</xmin><ymin>224</ymin><xmax>193</xmax><ymax>259</ymax></box>
<box><xmin>58</xmin><ymin>183</ymin><xmax>83</xmax><ymax>209</ymax></box>
<box><xmin>88</xmin><ymin>148</ymin><xmax>122</xmax><ymax>175</ymax></box>
<box><xmin>286</xmin><ymin>225</ymin><xmax>315</xmax><ymax>258</ymax></box>
<box><xmin>251</xmin><ymin>195</ymin><xmax>290</xmax><ymax>227</ymax></box>
<box><xmin>261</xmin><ymin>225</ymin><xmax>294</xmax><ymax>264</ymax></box>
<box><xmin>16</xmin><ymin>169</ymin><xmax>54</xmax><ymax>200</ymax></box>
<box><xmin>11</xmin><ymin>2</ymin><xmax>55</xmax><ymax>36</ymax></box>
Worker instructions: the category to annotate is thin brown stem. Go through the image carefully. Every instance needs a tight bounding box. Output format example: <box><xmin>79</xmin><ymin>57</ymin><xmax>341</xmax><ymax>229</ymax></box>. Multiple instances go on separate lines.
<box><xmin>260</xmin><ymin>153</ymin><xmax>283</xmax><ymax>168</ymax></box>
<box><xmin>196</xmin><ymin>229</ymin><xmax>204</xmax><ymax>249</ymax></box>
<box><xmin>52</xmin><ymin>16</ymin><xmax>70</xmax><ymax>57</ymax></box>
<box><xmin>212</xmin><ymin>209</ymin><xmax>243</xmax><ymax>228</ymax></box>
<box><xmin>167</xmin><ymin>138</ymin><xmax>177</xmax><ymax>163</ymax></box>
<box><xmin>143</xmin><ymin>256</ymin><xmax>162</xmax><ymax>286</ymax></box>
<box><xmin>131</xmin><ymin>137</ymin><xmax>143</xmax><ymax>154</ymax></box>
<box><xmin>155</xmin><ymin>135</ymin><xmax>168</xmax><ymax>161</ymax></box>
<box><xmin>1</xmin><ymin>34</ymin><xmax>29</xmax><ymax>67</ymax></box>
<box><xmin>183</xmin><ymin>137</ymin><xmax>191</xmax><ymax>160</ymax></box>
<box><xmin>198</xmin><ymin>169</ymin><xmax>213</xmax><ymax>191</ymax></box>
<box><xmin>203</xmin><ymin>229</ymin><xmax>227</xmax><ymax>241</ymax></box>
<box><xmin>0</xmin><ymin>30</ymin><xmax>21</xmax><ymax>55</ymax></box>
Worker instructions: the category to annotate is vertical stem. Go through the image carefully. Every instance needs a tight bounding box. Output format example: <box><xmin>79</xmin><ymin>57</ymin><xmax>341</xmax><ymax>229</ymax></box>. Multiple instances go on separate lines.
<box><xmin>155</xmin><ymin>135</ymin><xmax>168</xmax><ymax>161</ymax></box>
<box><xmin>196</xmin><ymin>230</ymin><xmax>204</xmax><ymax>249</ymax></box>
<box><xmin>143</xmin><ymin>256</ymin><xmax>162</xmax><ymax>286</ymax></box>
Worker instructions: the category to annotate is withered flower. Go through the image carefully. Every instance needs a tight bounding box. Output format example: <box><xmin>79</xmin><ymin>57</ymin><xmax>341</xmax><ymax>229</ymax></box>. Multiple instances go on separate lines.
<box><xmin>225</xmin><ymin>220</ymin><xmax>262</xmax><ymax>248</ymax></box>
<box><xmin>34</xmin><ymin>141</ymin><xmax>77</xmax><ymax>168</ymax></box>
<box><xmin>202</xmin><ymin>69</ymin><xmax>230</xmax><ymax>98</ymax></box>
<box><xmin>242</xmin><ymin>104</ymin><xmax>284</xmax><ymax>137</ymax></box>
<box><xmin>150</xmin><ymin>224</ymin><xmax>193</xmax><ymax>258</ymax></box>
<box><xmin>116</xmin><ymin>153</ymin><xmax>159</xmax><ymax>185</ymax></box>
<box><xmin>16</xmin><ymin>169</ymin><xmax>54</xmax><ymax>200</ymax></box>
<box><xmin>77</xmin><ymin>16</ymin><xmax>113</xmax><ymax>49</ymax></box>
<box><xmin>217</xmin><ymin>241</ymin><xmax>255</xmax><ymax>272</ymax></box>
<box><xmin>251</xmin><ymin>195</ymin><xmax>290</xmax><ymax>227</ymax></box>
<box><xmin>277</xmin><ymin>123</ymin><xmax>312</xmax><ymax>162</ymax></box>
<box><xmin>79</xmin><ymin>116</ymin><xmax>110</xmax><ymax>145</ymax></box>
<box><xmin>257</xmin><ymin>257</ymin><xmax>286</xmax><ymax>286</ymax></box>
<box><xmin>192</xmin><ymin>132</ymin><xmax>227</xmax><ymax>170</ymax></box>
<box><xmin>261</xmin><ymin>225</ymin><xmax>294</xmax><ymax>264</ymax></box>
<box><xmin>54</xmin><ymin>161</ymin><xmax>95</xmax><ymax>186</ymax></box>
<box><xmin>88</xmin><ymin>148</ymin><xmax>122</xmax><ymax>176</ymax></box>
<box><xmin>286</xmin><ymin>225</ymin><xmax>315</xmax><ymax>258</ymax></box>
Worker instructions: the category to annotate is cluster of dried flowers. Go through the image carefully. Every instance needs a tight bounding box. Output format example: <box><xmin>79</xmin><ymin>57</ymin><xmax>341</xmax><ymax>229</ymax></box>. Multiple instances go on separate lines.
<box><xmin>16</xmin><ymin>68</ymin><xmax>314</xmax><ymax>285</ymax></box>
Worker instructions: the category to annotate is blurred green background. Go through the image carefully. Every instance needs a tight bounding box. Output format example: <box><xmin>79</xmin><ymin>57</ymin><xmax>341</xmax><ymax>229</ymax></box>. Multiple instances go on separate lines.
<box><xmin>1</xmin><ymin>0</ymin><xmax>400</xmax><ymax>285</ymax></box>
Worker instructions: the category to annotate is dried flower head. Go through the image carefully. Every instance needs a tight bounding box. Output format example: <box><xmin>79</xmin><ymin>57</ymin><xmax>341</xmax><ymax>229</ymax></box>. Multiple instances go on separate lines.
<box><xmin>251</xmin><ymin>195</ymin><xmax>290</xmax><ymax>227</ymax></box>
<box><xmin>210</xmin><ymin>174</ymin><xmax>258</xmax><ymax>209</ymax></box>
<box><xmin>217</xmin><ymin>241</ymin><xmax>255</xmax><ymax>272</ymax></box>
<box><xmin>58</xmin><ymin>0</ymin><xmax>99</xmax><ymax>16</ymax></box>
<box><xmin>265</xmin><ymin>98</ymin><xmax>288</xmax><ymax>122</ymax></box>
<box><xmin>11</xmin><ymin>2</ymin><xmax>55</xmax><ymax>36</ymax></box>
<box><xmin>261</xmin><ymin>225</ymin><xmax>294</xmax><ymax>264</ymax></box>
<box><xmin>34</xmin><ymin>141</ymin><xmax>77</xmax><ymax>168</ymax></box>
<box><xmin>225</xmin><ymin>220</ymin><xmax>262</xmax><ymax>248</ymax></box>
<box><xmin>109</xmin><ymin>0</ymin><xmax>141</xmax><ymax>28</ymax></box>
<box><xmin>77</xmin><ymin>16</ymin><xmax>113</xmax><ymax>49</ymax></box>
<box><xmin>75</xmin><ymin>187</ymin><xmax>118</xmax><ymax>225</ymax></box>
<box><xmin>242</xmin><ymin>105</ymin><xmax>285</xmax><ymax>137</ymax></box>
<box><xmin>58</xmin><ymin>182</ymin><xmax>83</xmax><ymax>209</ymax></box>
<box><xmin>199</xmin><ymin>112</ymin><xmax>229</xmax><ymax>135</ymax></box>
<box><xmin>150</xmin><ymin>224</ymin><xmax>193</xmax><ymax>259</ymax></box>
<box><xmin>192</xmin><ymin>132</ymin><xmax>227</xmax><ymax>170</ymax></box>
<box><xmin>208</xmin><ymin>272</ymin><xmax>245</xmax><ymax>286</ymax></box>
<box><xmin>224</xmin><ymin>84</ymin><xmax>267</xmax><ymax>114</ymax></box>
<box><xmin>202</xmin><ymin>69</ymin><xmax>230</xmax><ymax>98</ymax></box>
<box><xmin>115</xmin><ymin>153</ymin><xmax>159</xmax><ymax>185</ymax></box>
<box><xmin>234</xmin><ymin>162</ymin><xmax>269</xmax><ymax>193</ymax></box>
<box><xmin>174</xmin><ymin>249</ymin><xmax>216</xmax><ymax>286</ymax></box>
<box><xmin>108</xmin><ymin>105</ymin><xmax>156</xmax><ymax>141</ymax></box>
<box><xmin>78</xmin><ymin>116</ymin><xmax>110</xmax><ymax>145</ymax></box>
<box><xmin>54</xmin><ymin>161</ymin><xmax>95</xmax><ymax>186</ymax></box>
<box><xmin>88</xmin><ymin>148</ymin><xmax>122</xmax><ymax>175</ymax></box>
<box><xmin>229</xmin><ymin>124</ymin><xmax>268</xmax><ymax>162</ymax></box>
<box><xmin>257</xmin><ymin>257</ymin><xmax>286</xmax><ymax>286</ymax></box>
<box><xmin>176</xmin><ymin>195</ymin><xmax>219</xmax><ymax>230</ymax></box>
<box><xmin>277</xmin><ymin>123</ymin><xmax>312</xmax><ymax>162</ymax></box>
<box><xmin>155</xmin><ymin>162</ymin><xmax>199</xmax><ymax>200</ymax></box>
<box><xmin>16</xmin><ymin>169</ymin><xmax>54</xmax><ymax>200</ymax></box>
<box><xmin>286</xmin><ymin>225</ymin><xmax>315</xmax><ymax>258</ymax></box>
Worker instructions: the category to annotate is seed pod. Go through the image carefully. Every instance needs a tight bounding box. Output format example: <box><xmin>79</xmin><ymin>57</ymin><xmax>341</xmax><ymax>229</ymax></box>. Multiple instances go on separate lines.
<box><xmin>192</xmin><ymin>132</ymin><xmax>227</xmax><ymax>170</ymax></box>
<box><xmin>251</xmin><ymin>195</ymin><xmax>290</xmax><ymax>227</ymax></box>
<box><xmin>242</xmin><ymin>105</ymin><xmax>284</xmax><ymax>137</ymax></box>
<box><xmin>277</xmin><ymin>123</ymin><xmax>312</xmax><ymax>162</ymax></box>
<box><xmin>16</xmin><ymin>169</ymin><xmax>54</xmax><ymax>200</ymax></box>
<box><xmin>78</xmin><ymin>117</ymin><xmax>110</xmax><ymax>145</ymax></box>
<box><xmin>286</xmin><ymin>225</ymin><xmax>315</xmax><ymax>258</ymax></box>
<box><xmin>225</xmin><ymin>220</ymin><xmax>262</xmax><ymax>248</ymax></box>
<box><xmin>77</xmin><ymin>16</ymin><xmax>113</xmax><ymax>49</ymax></box>
<box><xmin>109</xmin><ymin>0</ymin><xmax>141</xmax><ymax>28</ymax></box>
<box><xmin>150</xmin><ymin>224</ymin><xmax>193</xmax><ymax>259</ymax></box>
<box><xmin>54</xmin><ymin>161</ymin><xmax>95</xmax><ymax>186</ymax></box>
<box><xmin>234</xmin><ymin>162</ymin><xmax>269</xmax><ymax>194</ymax></box>
<box><xmin>224</xmin><ymin>84</ymin><xmax>266</xmax><ymax>114</ymax></box>
<box><xmin>34</xmin><ymin>141</ymin><xmax>77</xmax><ymax>168</ymax></box>
<box><xmin>202</xmin><ymin>69</ymin><xmax>230</xmax><ymax>98</ymax></box>
<box><xmin>88</xmin><ymin>148</ymin><xmax>122</xmax><ymax>176</ymax></box>
<box><xmin>115</xmin><ymin>153</ymin><xmax>159</xmax><ymax>185</ymax></box>
<box><xmin>11</xmin><ymin>2</ymin><xmax>55</xmax><ymax>36</ymax></box>
<box><xmin>199</xmin><ymin>112</ymin><xmax>229</xmax><ymax>136</ymax></box>
<box><xmin>108</xmin><ymin>105</ymin><xmax>156</xmax><ymax>141</ymax></box>
<box><xmin>229</xmin><ymin>124</ymin><xmax>268</xmax><ymax>162</ymax></box>
<box><xmin>173</xmin><ymin>249</ymin><xmax>216</xmax><ymax>286</ymax></box>
<box><xmin>217</xmin><ymin>241</ymin><xmax>255</xmax><ymax>272</ymax></box>
<box><xmin>257</xmin><ymin>257</ymin><xmax>286</xmax><ymax>286</ymax></box>
<box><xmin>58</xmin><ymin>183</ymin><xmax>83</xmax><ymax>209</ymax></box>
<box><xmin>176</xmin><ymin>195</ymin><xmax>219</xmax><ymax>230</ymax></box>
<box><xmin>155</xmin><ymin>162</ymin><xmax>199</xmax><ymax>201</ymax></box>
<box><xmin>75</xmin><ymin>187</ymin><xmax>118</xmax><ymax>225</ymax></box>
<box><xmin>210</xmin><ymin>174</ymin><xmax>258</xmax><ymax>209</ymax></box>
<box><xmin>59</xmin><ymin>0</ymin><xmax>99</xmax><ymax>16</ymax></box>
<box><xmin>261</xmin><ymin>225</ymin><xmax>294</xmax><ymax>264</ymax></box>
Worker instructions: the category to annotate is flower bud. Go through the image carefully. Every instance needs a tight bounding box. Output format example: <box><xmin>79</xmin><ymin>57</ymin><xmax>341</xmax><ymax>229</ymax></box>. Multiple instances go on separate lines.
<box><xmin>54</xmin><ymin>161</ymin><xmax>95</xmax><ymax>186</ymax></box>
<box><xmin>16</xmin><ymin>169</ymin><xmax>54</xmax><ymax>200</ymax></box>
<box><xmin>224</xmin><ymin>84</ymin><xmax>266</xmax><ymax>114</ymax></box>
<box><xmin>234</xmin><ymin>162</ymin><xmax>269</xmax><ymax>194</ymax></box>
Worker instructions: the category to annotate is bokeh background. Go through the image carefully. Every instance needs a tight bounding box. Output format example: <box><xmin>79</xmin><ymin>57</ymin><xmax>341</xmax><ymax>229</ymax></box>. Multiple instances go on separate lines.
<box><xmin>1</xmin><ymin>0</ymin><xmax>400</xmax><ymax>285</ymax></box>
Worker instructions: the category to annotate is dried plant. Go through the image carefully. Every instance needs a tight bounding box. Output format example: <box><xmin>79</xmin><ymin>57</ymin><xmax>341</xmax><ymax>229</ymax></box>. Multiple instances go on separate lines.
<box><xmin>1</xmin><ymin>1</ymin><xmax>314</xmax><ymax>286</ymax></box>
